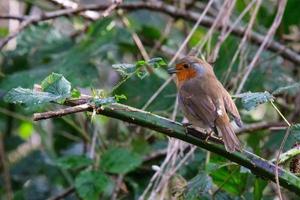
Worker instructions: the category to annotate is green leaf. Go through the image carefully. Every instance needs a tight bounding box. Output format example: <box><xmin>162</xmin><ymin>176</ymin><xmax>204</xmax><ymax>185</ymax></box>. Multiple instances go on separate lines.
<box><xmin>112</xmin><ymin>57</ymin><xmax>167</xmax><ymax>78</ymax></box>
<box><xmin>234</xmin><ymin>91</ymin><xmax>274</xmax><ymax>111</ymax></box>
<box><xmin>254</xmin><ymin>179</ymin><xmax>267</xmax><ymax>200</ymax></box>
<box><xmin>92</xmin><ymin>97</ymin><xmax>116</xmax><ymax>107</ymax></box>
<box><xmin>4</xmin><ymin>87</ymin><xmax>60</xmax><ymax>106</ymax></box>
<box><xmin>185</xmin><ymin>172</ymin><xmax>212</xmax><ymax>200</ymax></box>
<box><xmin>75</xmin><ymin>170</ymin><xmax>109</xmax><ymax>200</ymax></box>
<box><xmin>101</xmin><ymin>147</ymin><xmax>143</xmax><ymax>174</ymax></box>
<box><xmin>71</xmin><ymin>88</ymin><xmax>81</xmax><ymax>98</ymax></box>
<box><xmin>291</xmin><ymin>124</ymin><xmax>300</xmax><ymax>141</ymax></box>
<box><xmin>55</xmin><ymin>155</ymin><xmax>93</xmax><ymax>170</ymax></box>
<box><xmin>272</xmin><ymin>83</ymin><xmax>300</xmax><ymax>95</ymax></box>
<box><xmin>18</xmin><ymin>122</ymin><xmax>34</xmax><ymax>140</ymax></box>
<box><xmin>112</xmin><ymin>63</ymin><xmax>136</xmax><ymax>77</ymax></box>
<box><xmin>114</xmin><ymin>94</ymin><xmax>127</xmax><ymax>101</ymax></box>
<box><xmin>147</xmin><ymin>57</ymin><xmax>167</xmax><ymax>68</ymax></box>
<box><xmin>210</xmin><ymin>166</ymin><xmax>248</xmax><ymax>195</ymax></box>
<box><xmin>41</xmin><ymin>73</ymin><xmax>71</xmax><ymax>100</ymax></box>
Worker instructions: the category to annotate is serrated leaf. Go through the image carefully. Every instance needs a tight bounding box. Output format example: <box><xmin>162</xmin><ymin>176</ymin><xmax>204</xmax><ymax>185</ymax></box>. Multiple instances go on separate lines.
<box><xmin>92</xmin><ymin>97</ymin><xmax>116</xmax><ymax>107</ymax></box>
<box><xmin>55</xmin><ymin>155</ymin><xmax>93</xmax><ymax>170</ymax></box>
<box><xmin>234</xmin><ymin>91</ymin><xmax>274</xmax><ymax>111</ymax></box>
<box><xmin>185</xmin><ymin>172</ymin><xmax>212</xmax><ymax>200</ymax></box>
<box><xmin>112</xmin><ymin>57</ymin><xmax>167</xmax><ymax>78</ymax></box>
<box><xmin>4</xmin><ymin>87</ymin><xmax>60</xmax><ymax>106</ymax></box>
<box><xmin>272</xmin><ymin>83</ymin><xmax>300</xmax><ymax>95</ymax></box>
<box><xmin>101</xmin><ymin>147</ymin><xmax>143</xmax><ymax>174</ymax></box>
<box><xmin>41</xmin><ymin>73</ymin><xmax>71</xmax><ymax>100</ymax></box>
<box><xmin>112</xmin><ymin>63</ymin><xmax>136</xmax><ymax>77</ymax></box>
<box><xmin>75</xmin><ymin>170</ymin><xmax>109</xmax><ymax>200</ymax></box>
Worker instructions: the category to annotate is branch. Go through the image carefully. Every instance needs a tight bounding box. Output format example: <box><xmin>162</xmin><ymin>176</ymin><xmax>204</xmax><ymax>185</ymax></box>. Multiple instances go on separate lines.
<box><xmin>33</xmin><ymin>99</ymin><xmax>300</xmax><ymax>195</ymax></box>
<box><xmin>236</xmin><ymin>121</ymin><xmax>286</xmax><ymax>135</ymax></box>
<box><xmin>1</xmin><ymin>1</ymin><xmax>300</xmax><ymax>64</ymax></box>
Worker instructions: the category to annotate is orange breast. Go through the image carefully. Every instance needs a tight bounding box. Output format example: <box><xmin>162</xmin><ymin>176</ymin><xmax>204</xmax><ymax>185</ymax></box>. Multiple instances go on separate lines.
<box><xmin>176</xmin><ymin>69</ymin><xmax>197</xmax><ymax>82</ymax></box>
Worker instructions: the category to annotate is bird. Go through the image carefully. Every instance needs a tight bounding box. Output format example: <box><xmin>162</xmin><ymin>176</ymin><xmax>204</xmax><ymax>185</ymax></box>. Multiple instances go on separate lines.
<box><xmin>168</xmin><ymin>56</ymin><xmax>242</xmax><ymax>152</ymax></box>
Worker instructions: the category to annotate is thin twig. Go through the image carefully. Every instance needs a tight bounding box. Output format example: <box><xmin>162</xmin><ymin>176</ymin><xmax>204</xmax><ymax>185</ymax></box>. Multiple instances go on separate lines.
<box><xmin>275</xmin><ymin>127</ymin><xmax>291</xmax><ymax>200</ymax></box>
<box><xmin>193</xmin><ymin>0</ymin><xmax>232</xmax><ymax>57</ymax></box>
<box><xmin>223</xmin><ymin>0</ymin><xmax>261</xmax><ymax>85</ymax></box>
<box><xmin>142</xmin><ymin>0</ymin><xmax>214</xmax><ymax>110</ymax></box>
<box><xmin>210</xmin><ymin>0</ymin><xmax>257</xmax><ymax>63</ymax></box>
<box><xmin>111</xmin><ymin>174</ymin><xmax>125</xmax><ymax>200</ymax></box>
<box><xmin>236</xmin><ymin>0</ymin><xmax>287</xmax><ymax>94</ymax></box>
<box><xmin>1</xmin><ymin>1</ymin><xmax>299</xmax><ymax>64</ymax></box>
<box><xmin>236</xmin><ymin>121</ymin><xmax>286</xmax><ymax>135</ymax></box>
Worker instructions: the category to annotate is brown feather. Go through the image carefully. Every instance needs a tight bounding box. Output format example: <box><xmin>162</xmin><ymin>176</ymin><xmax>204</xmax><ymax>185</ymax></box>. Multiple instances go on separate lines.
<box><xmin>175</xmin><ymin>56</ymin><xmax>243</xmax><ymax>152</ymax></box>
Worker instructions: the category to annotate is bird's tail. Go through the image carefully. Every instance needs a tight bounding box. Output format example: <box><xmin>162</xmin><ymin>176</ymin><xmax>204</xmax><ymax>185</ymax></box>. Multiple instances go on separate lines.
<box><xmin>216</xmin><ymin>118</ymin><xmax>242</xmax><ymax>152</ymax></box>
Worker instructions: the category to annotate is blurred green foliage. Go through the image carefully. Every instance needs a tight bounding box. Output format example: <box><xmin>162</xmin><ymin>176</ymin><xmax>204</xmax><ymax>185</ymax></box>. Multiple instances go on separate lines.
<box><xmin>1</xmin><ymin>0</ymin><xmax>300</xmax><ymax>199</ymax></box>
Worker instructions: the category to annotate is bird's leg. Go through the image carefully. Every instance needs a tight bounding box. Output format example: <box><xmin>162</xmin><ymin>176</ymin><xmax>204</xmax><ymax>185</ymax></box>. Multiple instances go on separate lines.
<box><xmin>182</xmin><ymin>122</ymin><xmax>193</xmax><ymax>136</ymax></box>
<box><xmin>204</xmin><ymin>129</ymin><xmax>214</xmax><ymax>142</ymax></box>
<box><xmin>205</xmin><ymin>127</ymin><xmax>218</xmax><ymax>142</ymax></box>
<box><xmin>182</xmin><ymin>122</ymin><xmax>193</xmax><ymax>128</ymax></box>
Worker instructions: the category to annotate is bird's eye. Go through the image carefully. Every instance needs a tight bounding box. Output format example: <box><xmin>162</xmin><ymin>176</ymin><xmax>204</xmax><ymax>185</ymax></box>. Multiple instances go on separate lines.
<box><xmin>183</xmin><ymin>64</ymin><xmax>189</xmax><ymax>69</ymax></box>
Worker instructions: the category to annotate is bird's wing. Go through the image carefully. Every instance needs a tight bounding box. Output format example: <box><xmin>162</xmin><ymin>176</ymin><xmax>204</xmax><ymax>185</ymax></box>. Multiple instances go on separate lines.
<box><xmin>179</xmin><ymin>81</ymin><xmax>216</xmax><ymax>128</ymax></box>
<box><xmin>222</xmin><ymin>89</ymin><xmax>243</xmax><ymax>127</ymax></box>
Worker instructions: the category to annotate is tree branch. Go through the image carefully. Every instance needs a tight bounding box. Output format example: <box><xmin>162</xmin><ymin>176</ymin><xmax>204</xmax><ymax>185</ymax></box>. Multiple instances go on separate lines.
<box><xmin>33</xmin><ymin>99</ymin><xmax>300</xmax><ymax>195</ymax></box>
<box><xmin>1</xmin><ymin>1</ymin><xmax>299</xmax><ymax>64</ymax></box>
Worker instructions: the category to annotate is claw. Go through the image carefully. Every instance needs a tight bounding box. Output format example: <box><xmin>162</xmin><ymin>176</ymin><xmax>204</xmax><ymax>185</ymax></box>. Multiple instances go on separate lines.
<box><xmin>205</xmin><ymin>129</ymin><xmax>214</xmax><ymax>142</ymax></box>
<box><xmin>182</xmin><ymin>122</ymin><xmax>193</xmax><ymax>128</ymax></box>
<box><xmin>182</xmin><ymin>123</ymin><xmax>193</xmax><ymax>136</ymax></box>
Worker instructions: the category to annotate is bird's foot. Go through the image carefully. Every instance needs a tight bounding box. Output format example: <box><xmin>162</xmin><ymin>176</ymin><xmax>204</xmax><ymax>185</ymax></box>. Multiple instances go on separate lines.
<box><xmin>182</xmin><ymin>123</ymin><xmax>193</xmax><ymax>136</ymax></box>
<box><xmin>204</xmin><ymin>129</ymin><xmax>214</xmax><ymax>142</ymax></box>
<box><xmin>182</xmin><ymin>122</ymin><xmax>193</xmax><ymax>128</ymax></box>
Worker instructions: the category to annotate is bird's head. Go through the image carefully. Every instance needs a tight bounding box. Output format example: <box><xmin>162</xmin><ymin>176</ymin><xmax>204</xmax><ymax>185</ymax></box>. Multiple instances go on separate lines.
<box><xmin>168</xmin><ymin>56</ymin><xmax>212</xmax><ymax>83</ymax></box>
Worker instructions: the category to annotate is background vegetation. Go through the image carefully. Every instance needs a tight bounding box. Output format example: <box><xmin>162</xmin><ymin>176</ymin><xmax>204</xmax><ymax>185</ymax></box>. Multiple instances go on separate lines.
<box><xmin>1</xmin><ymin>0</ymin><xmax>300</xmax><ymax>199</ymax></box>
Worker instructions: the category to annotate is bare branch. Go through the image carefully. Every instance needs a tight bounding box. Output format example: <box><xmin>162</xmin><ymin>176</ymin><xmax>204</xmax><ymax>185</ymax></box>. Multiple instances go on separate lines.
<box><xmin>236</xmin><ymin>0</ymin><xmax>288</xmax><ymax>93</ymax></box>
<box><xmin>32</xmin><ymin>99</ymin><xmax>300</xmax><ymax>195</ymax></box>
<box><xmin>0</xmin><ymin>1</ymin><xmax>299</xmax><ymax>64</ymax></box>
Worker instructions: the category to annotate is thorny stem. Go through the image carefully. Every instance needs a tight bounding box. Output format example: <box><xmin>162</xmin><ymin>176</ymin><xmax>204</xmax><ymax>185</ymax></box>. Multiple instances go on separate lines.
<box><xmin>33</xmin><ymin>101</ymin><xmax>300</xmax><ymax>195</ymax></box>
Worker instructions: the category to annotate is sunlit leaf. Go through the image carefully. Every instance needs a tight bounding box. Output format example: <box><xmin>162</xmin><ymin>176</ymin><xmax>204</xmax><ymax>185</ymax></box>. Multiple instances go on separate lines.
<box><xmin>18</xmin><ymin>122</ymin><xmax>34</xmax><ymax>140</ymax></box>
<box><xmin>71</xmin><ymin>88</ymin><xmax>81</xmax><ymax>98</ymax></box>
<box><xmin>114</xmin><ymin>94</ymin><xmax>127</xmax><ymax>101</ymax></box>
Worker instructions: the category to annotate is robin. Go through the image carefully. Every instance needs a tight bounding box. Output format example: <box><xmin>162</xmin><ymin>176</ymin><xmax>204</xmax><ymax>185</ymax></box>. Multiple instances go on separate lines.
<box><xmin>168</xmin><ymin>56</ymin><xmax>242</xmax><ymax>152</ymax></box>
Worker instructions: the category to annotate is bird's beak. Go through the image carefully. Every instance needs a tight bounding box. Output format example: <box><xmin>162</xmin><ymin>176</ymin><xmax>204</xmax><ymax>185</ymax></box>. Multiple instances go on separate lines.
<box><xmin>167</xmin><ymin>67</ymin><xmax>177</xmax><ymax>74</ymax></box>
